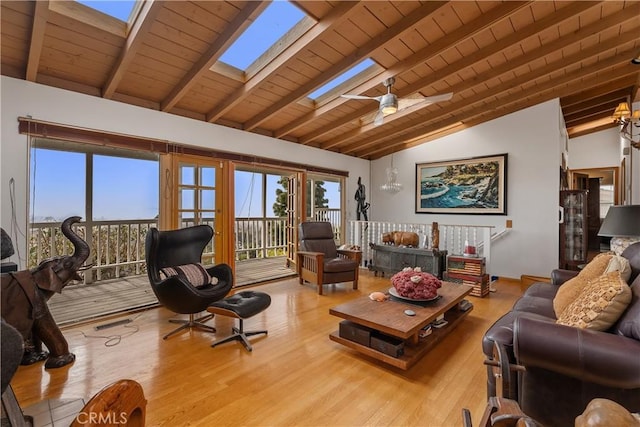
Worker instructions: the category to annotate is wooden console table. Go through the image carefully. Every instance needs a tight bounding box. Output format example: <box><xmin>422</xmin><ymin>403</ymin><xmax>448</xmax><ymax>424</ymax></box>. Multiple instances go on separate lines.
<box><xmin>368</xmin><ymin>243</ymin><xmax>447</xmax><ymax>278</ymax></box>
<box><xmin>329</xmin><ymin>282</ymin><xmax>473</xmax><ymax>370</ymax></box>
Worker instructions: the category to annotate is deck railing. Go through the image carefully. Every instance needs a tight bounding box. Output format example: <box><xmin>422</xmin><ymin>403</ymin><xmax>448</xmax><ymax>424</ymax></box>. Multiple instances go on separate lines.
<box><xmin>29</xmin><ymin>215</ymin><xmax>496</xmax><ymax>285</ymax></box>
<box><xmin>346</xmin><ymin>220</ymin><xmax>496</xmax><ymax>278</ymax></box>
<box><xmin>29</xmin><ymin>214</ymin><xmax>335</xmax><ymax>284</ymax></box>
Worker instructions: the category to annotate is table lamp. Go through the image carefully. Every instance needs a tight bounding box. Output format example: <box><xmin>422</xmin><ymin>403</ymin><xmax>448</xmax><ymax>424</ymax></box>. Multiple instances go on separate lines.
<box><xmin>597</xmin><ymin>205</ymin><xmax>640</xmax><ymax>255</ymax></box>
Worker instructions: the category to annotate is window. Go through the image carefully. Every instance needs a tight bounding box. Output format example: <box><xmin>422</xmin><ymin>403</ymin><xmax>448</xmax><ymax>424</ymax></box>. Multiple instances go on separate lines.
<box><xmin>308</xmin><ymin>59</ymin><xmax>377</xmax><ymax>100</ymax></box>
<box><xmin>76</xmin><ymin>1</ymin><xmax>138</xmax><ymax>22</ymax></box>
<box><xmin>219</xmin><ymin>1</ymin><xmax>305</xmax><ymax>70</ymax></box>
<box><xmin>30</xmin><ymin>148</ymin><xmax>85</xmax><ymax>221</ymax></box>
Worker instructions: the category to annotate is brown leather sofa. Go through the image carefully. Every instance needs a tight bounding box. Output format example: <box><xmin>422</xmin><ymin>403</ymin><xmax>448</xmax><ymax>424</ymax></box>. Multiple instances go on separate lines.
<box><xmin>482</xmin><ymin>242</ymin><xmax>640</xmax><ymax>427</ymax></box>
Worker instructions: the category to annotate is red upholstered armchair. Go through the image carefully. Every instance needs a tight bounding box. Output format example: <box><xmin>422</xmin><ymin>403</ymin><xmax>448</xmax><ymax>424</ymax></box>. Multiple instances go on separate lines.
<box><xmin>296</xmin><ymin>221</ymin><xmax>362</xmax><ymax>295</ymax></box>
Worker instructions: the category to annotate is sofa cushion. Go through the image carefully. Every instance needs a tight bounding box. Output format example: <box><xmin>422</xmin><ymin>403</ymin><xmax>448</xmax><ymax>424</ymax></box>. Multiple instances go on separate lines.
<box><xmin>612</xmin><ymin>276</ymin><xmax>640</xmax><ymax>340</ymax></box>
<box><xmin>556</xmin><ymin>271</ymin><xmax>632</xmax><ymax>331</ymax></box>
<box><xmin>523</xmin><ymin>282</ymin><xmax>559</xmax><ymax>300</ymax></box>
<box><xmin>160</xmin><ymin>263</ymin><xmax>213</xmax><ymax>288</ymax></box>
<box><xmin>553</xmin><ymin>253</ymin><xmax>614</xmax><ymax>317</ymax></box>
<box><xmin>513</xmin><ymin>295</ymin><xmax>556</xmax><ymax>319</ymax></box>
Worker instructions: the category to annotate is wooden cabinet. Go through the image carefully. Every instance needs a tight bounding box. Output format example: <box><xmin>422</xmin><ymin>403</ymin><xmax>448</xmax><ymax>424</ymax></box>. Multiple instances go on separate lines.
<box><xmin>368</xmin><ymin>244</ymin><xmax>447</xmax><ymax>278</ymax></box>
<box><xmin>559</xmin><ymin>190</ymin><xmax>588</xmax><ymax>270</ymax></box>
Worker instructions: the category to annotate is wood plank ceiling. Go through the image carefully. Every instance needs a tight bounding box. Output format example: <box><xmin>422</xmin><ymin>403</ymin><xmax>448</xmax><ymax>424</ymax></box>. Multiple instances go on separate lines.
<box><xmin>2</xmin><ymin>1</ymin><xmax>639</xmax><ymax>160</ymax></box>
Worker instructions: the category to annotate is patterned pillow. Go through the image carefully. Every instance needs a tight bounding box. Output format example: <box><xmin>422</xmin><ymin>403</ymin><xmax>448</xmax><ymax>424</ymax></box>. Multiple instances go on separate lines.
<box><xmin>553</xmin><ymin>253</ymin><xmax>613</xmax><ymax>317</ymax></box>
<box><xmin>556</xmin><ymin>271</ymin><xmax>632</xmax><ymax>331</ymax></box>
<box><xmin>160</xmin><ymin>263</ymin><xmax>212</xmax><ymax>288</ymax></box>
<box><xmin>604</xmin><ymin>255</ymin><xmax>631</xmax><ymax>283</ymax></box>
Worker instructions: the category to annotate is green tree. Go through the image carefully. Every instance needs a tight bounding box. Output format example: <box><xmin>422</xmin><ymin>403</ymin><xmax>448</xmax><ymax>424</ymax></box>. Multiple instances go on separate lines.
<box><xmin>272</xmin><ymin>177</ymin><xmax>329</xmax><ymax>218</ymax></box>
<box><xmin>273</xmin><ymin>177</ymin><xmax>289</xmax><ymax>217</ymax></box>
<box><xmin>306</xmin><ymin>179</ymin><xmax>328</xmax><ymax>215</ymax></box>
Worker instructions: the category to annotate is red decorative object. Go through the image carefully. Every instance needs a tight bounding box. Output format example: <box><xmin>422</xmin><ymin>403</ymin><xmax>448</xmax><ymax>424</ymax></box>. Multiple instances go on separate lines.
<box><xmin>390</xmin><ymin>267</ymin><xmax>442</xmax><ymax>299</ymax></box>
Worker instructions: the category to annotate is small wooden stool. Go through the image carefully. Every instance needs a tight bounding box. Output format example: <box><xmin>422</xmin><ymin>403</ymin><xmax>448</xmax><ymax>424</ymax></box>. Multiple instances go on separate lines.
<box><xmin>207</xmin><ymin>291</ymin><xmax>271</xmax><ymax>352</ymax></box>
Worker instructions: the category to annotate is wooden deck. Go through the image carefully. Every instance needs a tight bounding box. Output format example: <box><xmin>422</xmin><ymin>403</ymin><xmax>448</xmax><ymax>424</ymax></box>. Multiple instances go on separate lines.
<box><xmin>48</xmin><ymin>257</ymin><xmax>295</xmax><ymax>326</ymax></box>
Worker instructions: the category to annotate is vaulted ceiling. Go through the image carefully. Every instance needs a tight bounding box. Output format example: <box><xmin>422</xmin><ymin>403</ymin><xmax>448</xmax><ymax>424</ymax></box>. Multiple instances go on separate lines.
<box><xmin>2</xmin><ymin>1</ymin><xmax>639</xmax><ymax>160</ymax></box>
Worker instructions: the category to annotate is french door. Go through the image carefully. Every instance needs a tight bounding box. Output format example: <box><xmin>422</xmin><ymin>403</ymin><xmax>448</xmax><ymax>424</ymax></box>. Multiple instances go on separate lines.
<box><xmin>160</xmin><ymin>154</ymin><xmax>231</xmax><ymax>266</ymax></box>
<box><xmin>286</xmin><ymin>172</ymin><xmax>304</xmax><ymax>267</ymax></box>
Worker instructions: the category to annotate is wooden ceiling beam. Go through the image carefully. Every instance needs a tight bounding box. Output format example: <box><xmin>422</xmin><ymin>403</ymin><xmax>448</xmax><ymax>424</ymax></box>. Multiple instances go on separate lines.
<box><xmin>336</xmin><ymin>26</ymin><xmax>638</xmax><ymax>154</ymax></box>
<box><xmin>564</xmin><ymin>101</ymin><xmax>621</xmax><ymax>126</ymax></box>
<box><xmin>241</xmin><ymin>1</ymin><xmax>449</xmax><ymax>131</ymax></box>
<box><xmin>564</xmin><ymin>111</ymin><xmax>618</xmax><ymax>131</ymax></box>
<box><xmin>283</xmin><ymin>0</ymin><xmax>535</xmax><ymax>142</ymax></box>
<box><xmin>26</xmin><ymin>0</ymin><xmax>49</xmax><ymax>82</ymax></box>
<box><xmin>362</xmin><ymin>59</ymin><xmax>638</xmax><ymax>159</ymax></box>
<box><xmin>161</xmin><ymin>1</ymin><xmax>268</xmax><ymax>112</ymax></box>
<box><xmin>102</xmin><ymin>0</ymin><xmax>164</xmax><ymax>99</ymax></box>
<box><xmin>562</xmin><ymin>90</ymin><xmax>630</xmax><ymax>115</ymax></box>
<box><xmin>568</xmin><ymin>122</ymin><xmax>618</xmax><ymax>139</ymax></box>
<box><xmin>309</xmin><ymin>0</ymin><xmax>603</xmax><ymax>147</ymax></box>
<box><xmin>205</xmin><ymin>1</ymin><xmax>360</xmax><ymax>123</ymax></box>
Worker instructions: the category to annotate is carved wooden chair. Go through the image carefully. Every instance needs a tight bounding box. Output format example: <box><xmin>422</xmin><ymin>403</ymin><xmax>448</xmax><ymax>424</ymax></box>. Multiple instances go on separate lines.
<box><xmin>296</xmin><ymin>221</ymin><xmax>361</xmax><ymax>295</ymax></box>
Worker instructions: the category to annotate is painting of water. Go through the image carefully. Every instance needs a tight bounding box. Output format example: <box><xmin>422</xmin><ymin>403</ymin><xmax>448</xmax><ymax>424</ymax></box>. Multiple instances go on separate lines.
<box><xmin>415</xmin><ymin>154</ymin><xmax>507</xmax><ymax>214</ymax></box>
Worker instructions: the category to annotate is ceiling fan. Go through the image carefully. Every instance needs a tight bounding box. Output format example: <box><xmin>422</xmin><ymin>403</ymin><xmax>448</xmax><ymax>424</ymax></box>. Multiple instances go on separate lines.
<box><xmin>340</xmin><ymin>77</ymin><xmax>453</xmax><ymax>126</ymax></box>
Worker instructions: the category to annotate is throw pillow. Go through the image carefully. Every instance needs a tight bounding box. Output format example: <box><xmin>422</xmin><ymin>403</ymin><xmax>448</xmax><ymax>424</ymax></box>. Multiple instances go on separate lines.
<box><xmin>160</xmin><ymin>263</ymin><xmax>212</xmax><ymax>288</ymax></box>
<box><xmin>604</xmin><ymin>254</ymin><xmax>632</xmax><ymax>283</ymax></box>
<box><xmin>553</xmin><ymin>253</ymin><xmax>613</xmax><ymax>317</ymax></box>
<box><xmin>556</xmin><ymin>271</ymin><xmax>632</xmax><ymax>330</ymax></box>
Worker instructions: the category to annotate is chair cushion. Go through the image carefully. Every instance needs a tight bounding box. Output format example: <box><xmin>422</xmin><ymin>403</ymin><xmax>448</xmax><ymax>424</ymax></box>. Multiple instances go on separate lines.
<box><xmin>556</xmin><ymin>271</ymin><xmax>632</xmax><ymax>331</ymax></box>
<box><xmin>160</xmin><ymin>263</ymin><xmax>213</xmax><ymax>288</ymax></box>
<box><xmin>208</xmin><ymin>291</ymin><xmax>271</xmax><ymax>318</ymax></box>
<box><xmin>553</xmin><ymin>253</ymin><xmax>614</xmax><ymax>316</ymax></box>
<box><xmin>303</xmin><ymin>240</ymin><xmax>338</xmax><ymax>259</ymax></box>
<box><xmin>324</xmin><ymin>257</ymin><xmax>358</xmax><ymax>273</ymax></box>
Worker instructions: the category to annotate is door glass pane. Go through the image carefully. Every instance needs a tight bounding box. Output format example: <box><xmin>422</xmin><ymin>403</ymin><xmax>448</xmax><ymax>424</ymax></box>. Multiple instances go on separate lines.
<box><xmin>180</xmin><ymin>189</ymin><xmax>195</xmax><ymax>210</ymax></box>
<box><xmin>200</xmin><ymin>189</ymin><xmax>215</xmax><ymax>210</ymax></box>
<box><xmin>180</xmin><ymin>166</ymin><xmax>195</xmax><ymax>185</ymax></box>
<box><xmin>201</xmin><ymin>167</ymin><xmax>215</xmax><ymax>187</ymax></box>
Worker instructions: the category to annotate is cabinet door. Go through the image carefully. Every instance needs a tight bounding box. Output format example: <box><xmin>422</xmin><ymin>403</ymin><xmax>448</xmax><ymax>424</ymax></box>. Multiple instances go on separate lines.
<box><xmin>560</xmin><ymin>190</ymin><xmax>587</xmax><ymax>269</ymax></box>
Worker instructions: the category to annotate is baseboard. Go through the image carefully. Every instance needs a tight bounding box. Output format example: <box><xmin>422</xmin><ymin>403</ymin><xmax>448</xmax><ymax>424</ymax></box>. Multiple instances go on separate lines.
<box><xmin>520</xmin><ymin>274</ymin><xmax>550</xmax><ymax>289</ymax></box>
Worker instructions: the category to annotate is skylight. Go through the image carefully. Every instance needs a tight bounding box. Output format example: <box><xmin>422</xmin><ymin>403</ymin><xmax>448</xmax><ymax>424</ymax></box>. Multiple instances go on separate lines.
<box><xmin>308</xmin><ymin>59</ymin><xmax>377</xmax><ymax>100</ymax></box>
<box><xmin>219</xmin><ymin>1</ymin><xmax>305</xmax><ymax>70</ymax></box>
<box><xmin>76</xmin><ymin>1</ymin><xmax>137</xmax><ymax>22</ymax></box>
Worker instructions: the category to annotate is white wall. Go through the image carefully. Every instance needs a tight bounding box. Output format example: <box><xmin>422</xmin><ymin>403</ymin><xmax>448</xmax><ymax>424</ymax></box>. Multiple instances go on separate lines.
<box><xmin>370</xmin><ymin>100</ymin><xmax>563</xmax><ymax>279</ymax></box>
<box><xmin>0</xmin><ymin>76</ymin><xmax>369</xmax><ymax>267</ymax></box>
<box><xmin>567</xmin><ymin>127</ymin><xmax>620</xmax><ymax>169</ymax></box>
<box><xmin>568</xmin><ymin>122</ymin><xmax>639</xmax><ymax>205</ymax></box>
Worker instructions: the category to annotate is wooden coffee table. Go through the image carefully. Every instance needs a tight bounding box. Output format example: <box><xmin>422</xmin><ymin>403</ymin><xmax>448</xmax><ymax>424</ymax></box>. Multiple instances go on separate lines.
<box><xmin>329</xmin><ymin>281</ymin><xmax>474</xmax><ymax>370</ymax></box>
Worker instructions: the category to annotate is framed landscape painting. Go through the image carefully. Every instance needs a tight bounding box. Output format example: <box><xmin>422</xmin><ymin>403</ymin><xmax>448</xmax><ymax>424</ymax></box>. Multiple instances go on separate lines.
<box><xmin>415</xmin><ymin>153</ymin><xmax>507</xmax><ymax>215</ymax></box>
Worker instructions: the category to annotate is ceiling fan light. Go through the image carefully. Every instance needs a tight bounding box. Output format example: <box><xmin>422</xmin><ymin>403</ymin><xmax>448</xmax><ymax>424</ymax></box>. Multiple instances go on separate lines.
<box><xmin>380</xmin><ymin>93</ymin><xmax>398</xmax><ymax>115</ymax></box>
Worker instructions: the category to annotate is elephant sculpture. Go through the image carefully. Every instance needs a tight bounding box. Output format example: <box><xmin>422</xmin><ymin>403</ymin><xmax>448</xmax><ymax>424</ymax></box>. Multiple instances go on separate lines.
<box><xmin>1</xmin><ymin>216</ymin><xmax>90</xmax><ymax>369</ymax></box>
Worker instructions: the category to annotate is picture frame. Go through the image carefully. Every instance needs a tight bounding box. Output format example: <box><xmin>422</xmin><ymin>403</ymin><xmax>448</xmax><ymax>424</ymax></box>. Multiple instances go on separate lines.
<box><xmin>415</xmin><ymin>153</ymin><xmax>507</xmax><ymax>215</ymax></box>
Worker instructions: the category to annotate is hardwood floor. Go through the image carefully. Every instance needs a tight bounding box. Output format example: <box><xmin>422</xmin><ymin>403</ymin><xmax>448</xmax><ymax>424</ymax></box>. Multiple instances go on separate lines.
<box><xmin>10</xmin><ymin>271</ymin><xmax>523</xmax><ymax>427</ymax></box>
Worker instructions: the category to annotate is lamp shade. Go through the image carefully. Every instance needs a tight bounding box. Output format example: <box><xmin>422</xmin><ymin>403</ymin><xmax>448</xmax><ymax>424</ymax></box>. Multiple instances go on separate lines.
<box><xmin>598</xmin><ymin>205</ymin><xmax>640</xmax><ymax>237</ymax></box>
<box><xmin>612</xmin><ymin>102</ymin><xmax>631</xmax><ymax>119</ymax></box>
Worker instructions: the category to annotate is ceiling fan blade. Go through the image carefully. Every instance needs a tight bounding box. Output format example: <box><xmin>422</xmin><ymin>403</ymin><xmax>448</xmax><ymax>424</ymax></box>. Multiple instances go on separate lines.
<box><xmin>397</xmin><ymin>92</ymin><xmax>454</xmax><ymax>110</ymax></box>
<box><xmin>373</xmin><ymin>110</ymin><xmax>385</xmax><ymax>126</ymax></box>
<box><xmin>340</xmin><ymin>94</ymin><xmax>382</xmax><ymax>101</ymax></box>
<box><xmin>423</xmin><ymin>92</ymin><xmax>453</xmax><ymax>102</ymax></box>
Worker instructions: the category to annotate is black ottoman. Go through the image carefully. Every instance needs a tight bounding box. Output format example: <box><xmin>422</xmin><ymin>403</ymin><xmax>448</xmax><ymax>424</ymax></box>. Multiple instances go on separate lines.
<box><xmin>207</xmin><ymin>291</ymin><xmax>271</xmax><ymax>352</ymax></box>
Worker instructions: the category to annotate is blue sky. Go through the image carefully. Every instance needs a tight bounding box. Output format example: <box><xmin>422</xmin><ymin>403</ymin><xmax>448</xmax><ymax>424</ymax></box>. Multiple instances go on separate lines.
<box><xmin>31</xmin><ymin>149</ymin><xmax>340</xmax><ymax>221</ymax></box>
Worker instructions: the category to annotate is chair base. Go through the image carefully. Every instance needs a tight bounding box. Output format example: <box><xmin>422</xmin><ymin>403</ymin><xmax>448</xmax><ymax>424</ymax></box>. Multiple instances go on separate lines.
<box><xmin>164</xmin><ymin>313</ymin><xmax>215</xmax><ymax>340</ymax></box>
<box><xmin>210</xmin><ymin>319</ymin><xmax>267</xmax><ymax>352</ymax></box>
